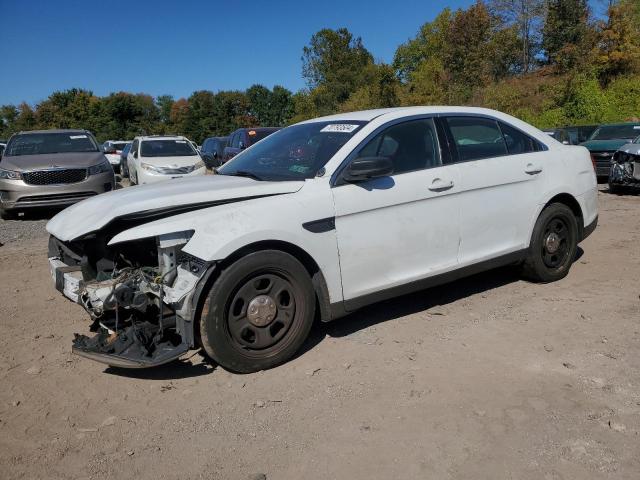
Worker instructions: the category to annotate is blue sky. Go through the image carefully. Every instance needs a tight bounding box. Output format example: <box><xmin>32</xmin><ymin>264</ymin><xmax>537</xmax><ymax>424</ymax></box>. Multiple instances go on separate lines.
<box><xmin>0</xmin><ymin>0</ymin><xmax>478</xmax><ymax>105</ymax></box>
<box><xmin>0</xmin><ymin>0</ymin><xmax>606</xmax><ymax>106</ymax></box>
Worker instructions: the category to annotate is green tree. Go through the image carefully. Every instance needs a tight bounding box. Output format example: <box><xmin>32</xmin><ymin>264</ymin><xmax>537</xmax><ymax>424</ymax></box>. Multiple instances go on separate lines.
<box><xmin>302</xmin><ymin>28</ymin><xmax>374</xmax><ymax>109</ymax></box>
<box><xmin>392</xmin><ymin>9</ymin><xmax>452</xmax><ymax>83</ymax></box>
<box><xmin>542</xmin><ymin>0</ymin><xmax>593</xmax><ymax>71</ymax></box>
<box><xmin>488</xmin><ymin>0</ymin><xmax>546</xmax><ymax>73</ymax></box>
<box><xmin>341</xmin><ymin>64</ymin><xmax>401</xmax><ymax>111</ymax></box>
<box><xmin>156</xmin><ymin>95</ymin><xmax>175</xmax><ymax>128</ymax></box>
<box><xmin>595</xmin><ymin>1</ymin><xmax>640</xmax><ymax>84</ymax></box>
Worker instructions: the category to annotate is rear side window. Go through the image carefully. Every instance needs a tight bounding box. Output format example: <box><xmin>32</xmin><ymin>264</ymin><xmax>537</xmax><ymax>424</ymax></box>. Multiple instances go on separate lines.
<box><xmin>356</xmin><ymin>118</ymin><xmax>441</xmax><ymax>175</ymax></box>
<box><xmin>230</xmin><ymin>133</ymin><xmax>240</xmax><ymax>148</ymax></box>
<box><xmin>499</xmin><ymin>121</ymin><xmax>540</xmax><ymax>153</ymax></box>
<box><xmin>445</xmin><ymin>117</ymin><xmax>507</xmax><ymax>161</ymax></box>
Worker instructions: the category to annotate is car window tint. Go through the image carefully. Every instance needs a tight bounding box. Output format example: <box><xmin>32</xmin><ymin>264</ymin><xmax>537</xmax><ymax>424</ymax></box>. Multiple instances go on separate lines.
<box><xmin>356</xmin><ymin>118</ymin><xmax>441</xmax><ymax>174</ymax></box>
<box><xmin>446</xmin><ymin>117</ymin><xmax>508</xmax><ymax>161</ymax></box>
<box><xmin>499</xmin><ymin>121</ymin><xmax>539</xmax><ymax>153</ymax></box>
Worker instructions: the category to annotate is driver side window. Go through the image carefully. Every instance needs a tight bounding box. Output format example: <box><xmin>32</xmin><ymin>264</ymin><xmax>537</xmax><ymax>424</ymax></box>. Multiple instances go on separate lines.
<box><xmin>356</xmin><ymin>118</ymin><xmax>441</xmax><ymax>175</ymax></box>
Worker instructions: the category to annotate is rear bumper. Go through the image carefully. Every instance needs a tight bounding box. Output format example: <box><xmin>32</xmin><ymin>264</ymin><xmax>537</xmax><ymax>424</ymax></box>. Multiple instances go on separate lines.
<box><xmin>581</xmin><ymin>215</ymin><xmax>598</xmax><ymax>242</ymax></box>
<box><xmin>0</xmin><ymin>172</ymin><xmax>114</xmax><ymax>211</ymax></box>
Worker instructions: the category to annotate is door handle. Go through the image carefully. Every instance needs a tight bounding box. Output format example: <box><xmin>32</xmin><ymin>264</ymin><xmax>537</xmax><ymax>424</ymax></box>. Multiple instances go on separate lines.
<box><xmin>428</xmin><ymin>178</ymin><xmax>454</xmax><ymax>191</ymax></box>
<box><xmin>525</xmin><ymin>163</ymin><xmax>543</xmax><ymax>175</ymax></box>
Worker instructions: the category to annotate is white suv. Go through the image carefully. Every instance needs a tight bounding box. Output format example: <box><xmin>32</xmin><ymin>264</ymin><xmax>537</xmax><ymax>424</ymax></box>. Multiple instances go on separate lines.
<box><xmin>127</xmin><ymin>135</ymin><xmax>206</xmax><ymax>185</ymax></box>
<box><xmin>47</xmin><ymin>107</ymin><xmax>598</xmax><ymax>373</ymax></box>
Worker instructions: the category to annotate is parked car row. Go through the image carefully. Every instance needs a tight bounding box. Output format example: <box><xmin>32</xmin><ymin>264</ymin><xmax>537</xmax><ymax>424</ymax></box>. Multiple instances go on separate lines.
<box><xmin>545</xmin><ymin>122</ymin><xmax>640</xmax><ymax>185</ymax></box>
<box><xmin>200</xmin><ymin>127</ymin><xmax>281</xmax><ymax>168</ymax></box>
<box><xmin>0</xmin><ymin>126</ymin><xmax>282</xmax><ymax>218</ymax></box>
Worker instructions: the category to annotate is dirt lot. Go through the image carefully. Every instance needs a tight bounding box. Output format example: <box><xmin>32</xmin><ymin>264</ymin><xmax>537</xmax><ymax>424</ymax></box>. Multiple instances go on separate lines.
<box><xmin>0</xmin><ymin>188</ymin><xmax>638</xmax><ymax>480</ymax></box>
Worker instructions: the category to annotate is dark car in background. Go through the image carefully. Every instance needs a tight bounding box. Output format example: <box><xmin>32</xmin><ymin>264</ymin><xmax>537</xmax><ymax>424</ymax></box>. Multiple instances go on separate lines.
<box><xmin>223</xmin><ymin>127</ymin><xmax>280</xmax><ymax>162</ymax></box>
<box><xmin>581</xmin><ymin>123</ymin><xmax>640</xmax><ymax>179</ymax></box>
<box><xmin>200</xmin><ymin>136</ymin><xmax>228</xmax><ymax>168</ymax></box>
<box><xmin>102</xmin><ymin>140</ymin><xmax>130</xmax><ymax>173</ymax></box>
<box><xmin>0</xmin><ymin>129</ymin><xmax>115</xmax><ymax>219</ymax></box>
<box><xmin>119</xmin><ymin>142</ymin><xmax>132</xmax><ymax>178</ymax></box>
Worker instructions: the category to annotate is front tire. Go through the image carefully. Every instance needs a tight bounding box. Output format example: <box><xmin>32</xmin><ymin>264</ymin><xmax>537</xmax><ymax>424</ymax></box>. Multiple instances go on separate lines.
<box><xmin>521</xmin><ymin>203</ymin><xmax>578</xmax><ymax>283</ymax></box>
<box><xmin>200</xmin><ymin>250</ymin><xmax>315</xmax><ymax>373</ymax></box>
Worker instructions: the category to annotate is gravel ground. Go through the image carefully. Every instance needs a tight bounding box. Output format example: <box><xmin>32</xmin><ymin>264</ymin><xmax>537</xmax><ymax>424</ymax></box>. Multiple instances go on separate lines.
<box><xmin>1</xmin><ymin>186</ymin><xmax>639</xmax><ymax>480</ymax></box>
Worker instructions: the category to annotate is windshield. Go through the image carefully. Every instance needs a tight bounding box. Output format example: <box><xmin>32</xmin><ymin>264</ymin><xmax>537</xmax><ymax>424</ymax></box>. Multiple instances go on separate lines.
<box><xmin>140</xmin><ymin>139</ymin><xmax>197</xmax><ymax>157</ymax></box>
<box><xmin>590</xmin><ymin>125</ymin><xmax>640</xmax><ymax>141</ymax></box>
<box><xmin>218</xmin><ymin>121</ymin><xmax>367</xmax><ymax>181</ymax></box>
<box><xmin>5</xmin><ymin>132</ymin><xmax>99</xmax><ymax>156</ymax></box>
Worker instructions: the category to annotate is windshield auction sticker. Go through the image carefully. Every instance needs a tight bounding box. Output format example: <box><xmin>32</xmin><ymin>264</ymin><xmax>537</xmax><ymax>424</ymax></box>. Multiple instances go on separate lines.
<box><xmin>320</xmin><ymin>124</ymin><xmax>360</xmax><ymax>133</ymax></box>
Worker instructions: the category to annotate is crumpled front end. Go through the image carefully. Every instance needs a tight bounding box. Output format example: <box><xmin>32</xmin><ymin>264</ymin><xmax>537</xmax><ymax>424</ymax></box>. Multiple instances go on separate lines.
<box><xmin>48</xmin><ymin>231</ymin><xmax>213</xmax><ymax>368</ymax></box>
<box><xmin>609</xmin><ymin>149</ymin><xmax>640</xmax><ymax>189</ymax></box>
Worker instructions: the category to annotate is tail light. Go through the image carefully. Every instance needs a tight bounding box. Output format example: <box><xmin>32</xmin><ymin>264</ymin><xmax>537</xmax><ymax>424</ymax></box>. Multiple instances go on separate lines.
<box><xmin>590</xmin><ymin>154</ymin><xmax>597</xmax><ymax>171</ymax></box>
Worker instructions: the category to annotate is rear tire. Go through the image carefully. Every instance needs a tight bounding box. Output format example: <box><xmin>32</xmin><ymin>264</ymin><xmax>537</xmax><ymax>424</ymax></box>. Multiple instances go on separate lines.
<box><xmin>521</xmin><ymin>203</ymin><xmax>578</xmax><ymax>283</ymax></box>
<box><xmin>199</xmin><ymin>250</ymin><xmax>315</xmax><ymax>373</ymax></box>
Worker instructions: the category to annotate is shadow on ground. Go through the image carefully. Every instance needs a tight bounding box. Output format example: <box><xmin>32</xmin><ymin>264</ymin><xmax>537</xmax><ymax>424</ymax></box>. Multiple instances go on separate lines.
<box><xmin>104</xmin><ymin>248</ymin><xmax>585</xmax><ymax>379</ymax></box>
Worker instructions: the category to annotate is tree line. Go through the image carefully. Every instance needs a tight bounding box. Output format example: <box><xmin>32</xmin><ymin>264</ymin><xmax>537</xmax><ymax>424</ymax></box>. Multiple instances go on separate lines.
<box><xmin>1</xmin><ymin>0</ymin><xmax>639</xmax><ymax>143</ymax></box>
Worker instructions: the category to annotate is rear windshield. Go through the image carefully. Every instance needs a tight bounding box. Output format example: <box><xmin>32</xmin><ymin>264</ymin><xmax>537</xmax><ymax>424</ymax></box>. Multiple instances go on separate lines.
<box><xmin>140</xmin><ymin>139</ymin><xmax>197</xmax><ymax>157</ymax></box>
<box><xmin>248</xmin><ymin>129</ymin><xmax>279</xmax><ymax>145</ymax></box>
<box><xmin>5</xmin><ymin>133</ymin><xmax>99</xmax><ymax>156</ymax></box>
<box><xmin>590</xmin><ymin>125</ymin><xmax>640</xmax><ymax>141</ymax></box>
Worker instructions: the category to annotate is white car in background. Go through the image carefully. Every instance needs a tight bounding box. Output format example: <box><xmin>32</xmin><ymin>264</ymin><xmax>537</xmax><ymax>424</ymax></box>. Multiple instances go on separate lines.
<box><xmin>47</xmin><ymin>107</ymin><xmax>598</xmax><ymax>373</ymax></box>
<box><xmin>127</xmin><ymin>135</ymin><xmax>206</xmax><ymax>185</ymax></box>
<box><xmin>102</xmin><ymin>140</ymin><xmax>130</xmax><ymax>173</ymax></box>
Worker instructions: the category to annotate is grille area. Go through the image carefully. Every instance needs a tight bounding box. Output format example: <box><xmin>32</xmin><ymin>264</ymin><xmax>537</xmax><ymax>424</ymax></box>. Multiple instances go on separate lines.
<box><xmin>17</xmin><ymin>192</ymin><xmax>96</xmax><ymax>203</ymax></box>
<box><xmin>154</xmin><ymin>165</ymin><xmax>195</xmax><ymax>175</ymax></box>
<box><xmin>23</xmin><ymin>169</ymin><xmax>87</xmax><ymax>186</ymax></box>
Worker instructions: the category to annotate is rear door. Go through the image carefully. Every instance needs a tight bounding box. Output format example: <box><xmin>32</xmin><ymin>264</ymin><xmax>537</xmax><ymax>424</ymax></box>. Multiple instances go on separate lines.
<box><xmin>332</xmin><ymin>117</ymin><xmax>461</xmax><ymax>305</ymax></box>
<box><xmin>441</xmin><ymin>115</ymin><xmax>547</xmax><ymax>264</ymax></box>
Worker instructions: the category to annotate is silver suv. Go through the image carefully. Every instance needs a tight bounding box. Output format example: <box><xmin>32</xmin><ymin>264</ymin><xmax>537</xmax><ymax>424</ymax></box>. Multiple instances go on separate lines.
<box><xmin>0</xmin><ymin>129</ymin><xmax>115</xmax><ymax>219</ymax></box>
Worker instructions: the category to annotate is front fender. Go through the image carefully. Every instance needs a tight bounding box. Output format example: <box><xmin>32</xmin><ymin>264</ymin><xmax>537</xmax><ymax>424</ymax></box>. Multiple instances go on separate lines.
<box><xmin>108</xmin><ymin>181</ymin><xmax>344</xmax><ymax>303</ymax></box>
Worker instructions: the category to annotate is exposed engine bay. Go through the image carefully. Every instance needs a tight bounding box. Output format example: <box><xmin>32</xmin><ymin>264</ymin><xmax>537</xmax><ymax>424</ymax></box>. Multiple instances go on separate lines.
<box><xmin>610</xmin><ymin>148</ymin><xmax>640</xmax><ymax>189</ymax></box>
<box><xmin>48</xmin><ymin>230</ymin><xmax>212</xmax><ymax>368</ymax></box>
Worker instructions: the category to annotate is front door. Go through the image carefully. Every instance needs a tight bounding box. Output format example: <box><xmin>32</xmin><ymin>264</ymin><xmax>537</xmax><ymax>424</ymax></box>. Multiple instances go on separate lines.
<box><xmin>331</xmin><ymin>117</ymin><xmax>461</xmax><ymax>305</ymax></box>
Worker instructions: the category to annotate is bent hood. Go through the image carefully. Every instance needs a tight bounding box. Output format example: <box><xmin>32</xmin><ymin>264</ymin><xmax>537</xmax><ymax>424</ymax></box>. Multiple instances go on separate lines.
<box><xmin>617</xmin><ymin>143</ymin><xmax>640</xmax><ymax>156</ymax></box>
<box><xmin>580</xmin><ymin>139</ymin><xmax>631</xmax><ymax>152</ymax></box>
<box><xmin>47</xmin><ymin>175</ymin><xmax>304</xmax><ymax>241</ymax></box>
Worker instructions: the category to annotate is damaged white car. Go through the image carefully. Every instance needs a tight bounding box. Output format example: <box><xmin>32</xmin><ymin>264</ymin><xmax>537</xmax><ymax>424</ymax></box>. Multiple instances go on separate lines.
<box><xmin>46</xmin><ymin>107</ymin><xmax>598</xmax><ymax>373</ymax></box>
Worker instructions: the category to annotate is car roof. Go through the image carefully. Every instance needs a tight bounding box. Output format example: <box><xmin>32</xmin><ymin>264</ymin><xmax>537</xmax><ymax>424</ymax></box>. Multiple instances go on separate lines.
<box><xmin>596</xmin><ymin>122</ymin><xmax>640</xmax><ymax>127</ymax></box>
<box><xmin>295</xmin><ymin>106</ymin><xmax>532</xmax><ymax>124</ymax></box>
<box><xmin>137</xmin><ymin>135</ymin><xmax>188</xmax><ymax>141</ymax></box>
<box><xmin>17</xmin><ymin>128</ymin><xmax>91</xmax><ymax>135</ymax></box>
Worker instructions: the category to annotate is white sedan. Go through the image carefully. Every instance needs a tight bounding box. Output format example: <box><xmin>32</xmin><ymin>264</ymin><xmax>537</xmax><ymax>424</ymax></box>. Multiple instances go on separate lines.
<box><xmin>127</xmin><ymin>135</ymin><xmax>206</xmax><ymax>185</ymax></box>
<box><xmin>46</xmin><ymin>106</ymin><xmax>598</xmax><ymax>372</ymax></box>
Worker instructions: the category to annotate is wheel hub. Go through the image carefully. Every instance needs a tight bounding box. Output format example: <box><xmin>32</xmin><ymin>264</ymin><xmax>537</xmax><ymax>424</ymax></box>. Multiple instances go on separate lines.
<box><xmin>544</xmin><ymin>232</ymin><xmax>561</xmax><ymax>254</ymax></box>
<box><xmin>246</xmin><ymin>295</ymin><xmax>277</xmax><ymax>327</ymax></box>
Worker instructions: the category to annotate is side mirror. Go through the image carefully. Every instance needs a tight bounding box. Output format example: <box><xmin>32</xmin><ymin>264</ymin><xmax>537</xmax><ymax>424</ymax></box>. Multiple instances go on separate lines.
<box><xmin>212</xmin><ymin>151</ymin><xmax>218</xmax><ymax>159</ymax></box>
<box><xmin>343</xmin><ymin>156</ymin><xmax>394</xmax><ymax>182</ymax></box>
<box><xmin>201</xmin><ymin>152</ymin><xmax>214</xmax><ymax>163</ymax></box>
<box><xmin>133</xmin><ymin>150</ymin><xmax>138</xmax><ymax>159</ymax></box>
<box><xmin>238</xmin><ymin>141</ymin><xmax>246</xmax><ymax>150</ymax></box>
